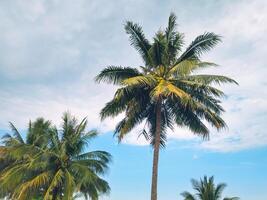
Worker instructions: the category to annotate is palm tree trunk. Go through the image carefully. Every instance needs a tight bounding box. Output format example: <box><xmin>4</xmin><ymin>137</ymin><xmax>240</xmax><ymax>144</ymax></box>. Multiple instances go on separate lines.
<box><xmin>151</xmin><ymin>99</ymin><xmax>162</xmax><ymax>200</ymax></box>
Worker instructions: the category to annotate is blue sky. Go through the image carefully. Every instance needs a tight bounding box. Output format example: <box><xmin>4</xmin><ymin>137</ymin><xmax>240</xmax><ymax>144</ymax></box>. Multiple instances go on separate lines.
<box><xmin>0</xmin><ymin>0</ymin><xmax>267</xmax><ymax>199</ymax></box>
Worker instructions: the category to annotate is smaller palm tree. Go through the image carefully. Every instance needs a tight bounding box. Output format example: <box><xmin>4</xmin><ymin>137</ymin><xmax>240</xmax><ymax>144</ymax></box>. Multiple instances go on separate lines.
<box><xmin>181</xmin><ymin>176</ymin><xmax>239</xmax><ymax>200</ymax></box>
<box><xmin>0</xmin><ymin>112</ymin><xmax>111</xmax><ymax>200</ymax></box>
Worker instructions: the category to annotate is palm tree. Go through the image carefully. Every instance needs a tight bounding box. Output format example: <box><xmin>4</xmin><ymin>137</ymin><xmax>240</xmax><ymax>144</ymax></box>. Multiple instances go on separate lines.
<box><xmin>181</xmin><ymin>176</ymin><xmax>239</xmax><ymax>200</ymax></box>
<box><xmin>0</xmin><ymin>112</ymin><xmax>111</xmax><ymax>200</ymax></box>
<box><xmin>96</xmin><ymin>13</ymin><xmax>237</xmax><ymax>200</ymax></box>
<box><xmin>0</xmin><ymin>118</ymin><xmax>52</xmax><ymax>199</ymax></box>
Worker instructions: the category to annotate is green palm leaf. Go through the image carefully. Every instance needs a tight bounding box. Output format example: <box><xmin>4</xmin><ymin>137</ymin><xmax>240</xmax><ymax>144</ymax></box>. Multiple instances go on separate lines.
<box><xmin>177</xmin><ymin>32</ymin><xmax>221</xmax><ymax>63</ymax></box>
<box><xmin>95</xmin><ymin>66</ymin><xmax>141</xmax><ymax>85</ymax></box>
<box><xmin>8</xmin><ymin>122</ymin><xmax>24</xmax><ymax>144</ymax></box>
<box><xmin>165</xmin><ymin>12</ymin><xmax>184</xmax><ymax>64</ymax></box>
<box><xmin>181</xmin><ymin>191</ymin><xmax>196</xmax><ymax>200</ymax></box>
<box><xmin>170</xmin><ymin>59</ymin><xmax>217</xmax><ymax>76</ymax></box>
<box><xmin>186</xmin><ymin>74</ymin><xmax>238</xmax><ymax>85</ymax></box>
<box><xmin>125</xmin><ymin>21</ymin><xmax>152</xmax><ymax>66</ymax></box>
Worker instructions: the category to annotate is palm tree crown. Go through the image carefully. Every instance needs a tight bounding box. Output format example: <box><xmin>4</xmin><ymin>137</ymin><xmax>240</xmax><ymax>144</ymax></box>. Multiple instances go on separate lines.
<box><xmin>0</xmin><ymin>112</ymin><xmax>111</xmax><ymax>200</ymax></box>
<box><xmin>181</xmin><ymin>176</ymin><xmax>239</xmax><ymax>200</ymax></box>
<box><xmin>96</xmin><ymin>13</ymin><xmax>237</xmax><ymax>145</ymax></box>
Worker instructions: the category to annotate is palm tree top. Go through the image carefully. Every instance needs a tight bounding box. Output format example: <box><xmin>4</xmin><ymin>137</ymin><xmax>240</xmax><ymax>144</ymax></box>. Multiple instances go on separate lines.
<box><xmin>96</xmin><ymin>12</ymin><xmax>237</xmax><ymax>146</ymax></box>
<box><xmin>181</xmin><ymin>176</ymin><xmax>240</xmax><ymax>200</ymax></box>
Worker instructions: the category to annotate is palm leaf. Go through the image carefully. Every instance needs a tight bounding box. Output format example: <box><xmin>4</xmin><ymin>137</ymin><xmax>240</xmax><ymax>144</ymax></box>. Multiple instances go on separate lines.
<box><xmin>95</xmin><ymin>66</ymin><xmax>141</xmax><ymax>84</ymax></box>
<box><xmin>186</xmin><ymin>74</ymin><xmax>238</xmax><ymax>85</ymax></box>
<box><xmin>63</xmin><ymin>170</ymin><xmax>75</xmax><ymax>200</ymax></box>
<box><xmin>125</xmin><ymin>21</ymin><xmax>152</xmax><ymax>66</ymax></box>
<box><xmin>181</xmin><ymin>191</ymin><xmax>196</xmax><ymax>200</ymax></box>
<box><xmin>165</xmin><ymin>12</ymin><xmax>184</xmax><ymax>63</ymax></box>
<box><xmin>74</xmin><ymin>151</ymin><xmax>111</xmax><ymax>164</ymax></box>
<box><xmin>170</xmin><ymin>59</ymin><xmax>217</xmax><ymax>76</ymax></box>
<box><xmin>122</xmin><ymin>75</ymin><xmax>157</xmax><ymax>87</ymax></box>
<box><xmin>8</xmin><ymin>122</ymin><xmax>24</xmax><ymax>144</ymax></box>
<box><xmin>44</xmin><ymin>169</ymin><xmax>64</xmax><ymax>200</ymax></box>
<box><xmin>214</xmin><ymin>183</ymin><xmax>227</xmax><ymax>199</ymax></box>
<box><xmin>149</xmin><ymin>31</ymin><xmax>167</xmax><ymax>66</ymax></box>
<box><xmin>151</xmin><ymin>80</ymin><xmax>190</xmax><ymax>101</ymax></box>
<box><xmin>15</xmin><ymin>171</ymin><xmax>51</xmax><ymax>200</ymax></box>
<box><xmin>100</xmin><ymin>86</ymin><xmax>144</xmax><ymax>120</ymax></box>
<box><xmin>177</xmin><ymin>32</ymin><xmax>221</xmax><ymax>62</ymax></box>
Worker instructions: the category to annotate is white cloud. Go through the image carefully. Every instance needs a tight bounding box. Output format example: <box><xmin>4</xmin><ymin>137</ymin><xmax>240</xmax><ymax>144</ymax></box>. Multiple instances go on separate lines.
<box><xmin>195</xmin><ymin>0</ymin><xmax>267</xmax><ymax>152</ymax></box>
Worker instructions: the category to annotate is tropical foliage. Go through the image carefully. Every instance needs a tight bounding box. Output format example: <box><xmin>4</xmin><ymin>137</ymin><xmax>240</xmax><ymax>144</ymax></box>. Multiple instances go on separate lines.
<box><xmin>0</xmin><ymin>113</ymin><xmax>111</xmax><ymax>200</ymax></box>
<box><xmin>96</xmin><ymin>12</ymin><xmax>237</xmax><ymax>200</ymax></box>
<box><xmin>181</xmin><ymin>176</ymin><xmax>239</xmax><ymax>200</ymax></box>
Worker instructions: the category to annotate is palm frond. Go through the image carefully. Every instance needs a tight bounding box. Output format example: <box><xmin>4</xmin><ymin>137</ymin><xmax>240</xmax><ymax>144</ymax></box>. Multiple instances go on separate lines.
<box><xmin>167</xmin><ymin>99</ymin><xmax>209</xmax><ymax>138</ymax></box>
<box><xmin>177</xmin><ymin>80</ymin><xmax>226</xmax><ymax>97</ymax></box>
<box><xmin>74</xmin><ymin>117</ymin><xmax>88</xmax><ymax>136</ymax></box>
<box><xmin>223</xmin><ymin>197</ymin><xmax>240</xmax><ymax>200</ymax></box>
<box><xmin>114</xmin><ymin>114</ymin><xmax>143</xmax><ymax>141</ymax></box>
<box><xmin>122</xmin><ymin>75</ymin><xmax>157</xmax><ymax>87</ymax></box>
<box><xmin>149</xmin><ymin>31</ymin><xmax>167</xmax><ymax>66</ymax></box>
<box><xmin>63</xmin><ymin>170</ymin><xmax>75</xmax><ymax>200</ymax></box>
<box><xmin>1</xmin><ymin>133</ymin><xmax>22</xmax><ymax>146</ymax></box>
<box><xmin>8</xmin><ymin>122</ymin><xmax>24</xmax><ymax>144</ymax></box>
<box><xmin>170</xmin><ymin>59</ymin><xmax>217</xmax><ymax>76</ymax></box>
<box><xmin>26</xmin><ymin>118</ymin><xmax>52</xmax><ymax>147</ymax></box>
<box><xmin>44</xmin><ymin>169</ymin><xmax>64</xmax><ymax>200</ymax></box>
<box><xmin>165</xmin><ymin>12</ymin><xmax>184</xmax><ymax>64</ymax></box>
<box><xmin>177</xmin><ymin>32</ymin><xmax>221</xmax><ymax>62</ymax></box>
<box><xmin>74</xmin><ymin>151</ymin><xmax>111</xmax><ymax>164</ymax></box>
<box><xmin>214</xmin><ymin>183</ymin><xmax>227</xmax><ymax>199</ymax></box>
<box><xmin>70</xmin><ymin>162</ymin><xmax>110</xmax><ymax>198</ymax></box>
<box><xmin>125</xmin><ymin>21</ymin><xmax>152</xmax><ymax>66</ymax></box>
<box><xmin>15</xmin><ymin>171</ymin><xmax>51</xmax><ymax>200</ymax></box>
<box><xmin>186</xmin><ymin>74</ymin><xmax>238</xmax><ymax>85</ymax></box>
<box><xmin>186</xmin><ymin>100</ymin><xmax>227</xmax><ymax>130</ymax></box>
<box><xmin>100</xmin><ymin>86</ymin><xmax>145</xmax><ymax>120</ymax></box>
<box><xmin>166</xmin><ymin>13</ymin><xmax>177</xmax><ymax>39</ymax></box>
<box><xmin>181</xmin><ymin>191</ymin><xmax>196</xmax><ymax>200</ymax></box>
<box><xmin>151</xmin><ymin>80</ymin><xmax>190</xmax><ymax>102</ymax></box>
<box><xmin>95</xmin><ymin>66</ymin><xmax>141</xmax><ymax>85</ymax></box>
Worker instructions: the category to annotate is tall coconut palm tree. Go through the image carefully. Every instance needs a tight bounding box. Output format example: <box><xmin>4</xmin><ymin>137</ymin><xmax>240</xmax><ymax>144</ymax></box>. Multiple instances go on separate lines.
<box><xmin>0</xmin><ymin>112</ymin><xmax>111</xmax><ymax>200</ymax></box>
<box><xmin>181</xmin><ymin>176</ymin><xmax>239</xmax><ymax>200</ymax></box>
<box><xmin>96</xmin><ymin>13</ymin><xmax>237</xmax><ymax>200</ymax></box>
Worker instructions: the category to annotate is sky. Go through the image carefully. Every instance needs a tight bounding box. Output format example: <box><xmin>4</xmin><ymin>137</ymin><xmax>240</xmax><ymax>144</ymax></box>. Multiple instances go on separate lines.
<box><xmin>0</xmin><ymin>0</ymin><xmax>266</xmax><ymax>199</ymax></box>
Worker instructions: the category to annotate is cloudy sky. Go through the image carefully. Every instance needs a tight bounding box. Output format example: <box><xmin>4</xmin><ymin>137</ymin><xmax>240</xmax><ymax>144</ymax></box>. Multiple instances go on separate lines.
<box><xmin>0</xmin><ymin>0</ymin><xmax>267</xmax><ymax>199</ymax></box>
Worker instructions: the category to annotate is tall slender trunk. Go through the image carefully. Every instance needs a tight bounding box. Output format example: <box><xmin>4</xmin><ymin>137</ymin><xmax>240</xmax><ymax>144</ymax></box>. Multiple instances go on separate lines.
<box><xmin>151</xmin><ymin>99</ymin><xmax>162</xmax><ymax>200</ymax></box>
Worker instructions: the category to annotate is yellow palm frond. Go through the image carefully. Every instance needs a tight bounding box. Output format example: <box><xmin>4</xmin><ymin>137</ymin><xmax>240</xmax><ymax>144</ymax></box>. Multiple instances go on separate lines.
<box><xmin>169</xmin><ymin>59</ymin><xmax>217</xmax><ymax>76</ymax></box>
<box><xmin>15</xmin><ymin>171</ymin><xmax>51</xmax><ymax>200</ymax></box>
<box><xmin>63</xmin><ymin>170</ymin><xmax>75</xmax><ymax>200</ymax></box>
<box><xmin>151</xmin><ymin>80</ymin><xmax>190</xmax><ymax>102</ymax></box>
<box><xmin>44</xmin><ymin>169</ymin><xmax>64</xmax><ymax>200</ymax></box>
<box><xmin>122</xmin><ymin>75</ymin><xmax>157</xmax><ymax>87</ymax></box>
